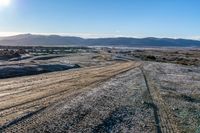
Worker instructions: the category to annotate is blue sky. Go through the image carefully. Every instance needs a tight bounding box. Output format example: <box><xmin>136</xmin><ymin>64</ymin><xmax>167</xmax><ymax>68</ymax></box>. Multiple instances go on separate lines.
<box><xmin>0</xmin><ymin>0</ymin><xmax>200</xmax><ymax>38</ymax></box>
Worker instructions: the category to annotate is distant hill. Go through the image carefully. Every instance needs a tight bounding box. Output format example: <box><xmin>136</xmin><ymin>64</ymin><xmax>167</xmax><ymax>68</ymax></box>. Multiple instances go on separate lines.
<box><xmin>0</xmin><ymin>34</ymin><xmax>200</xmax><ymax>47</ymax></box>
<box><xmin>0</xmin><ymin>34</ymin><xmax>84</xmax><ymax>46</ymax></box>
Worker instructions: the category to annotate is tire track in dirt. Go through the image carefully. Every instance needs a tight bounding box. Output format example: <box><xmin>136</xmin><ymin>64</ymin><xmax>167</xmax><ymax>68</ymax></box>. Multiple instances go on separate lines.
<box><xmin>0</xmin><ymin>63</ymin><xmax>109</xmax><ymax>87</ymax></box>
<box><xmin>1</xmin><ymin>66</ymin><xmax>136</xmax><ymax>128</ymax></box>
<box><xmin>0</xmin><ymin>65</ymin><xmax>112</xmax><ymax>91</ymax></box>
<box><xmin>0</xmin><ymin>63</ymin><xmax>135</xmax><ymax>110</ymax></box>
<box><xmin>0</xmin><ymin>62</ymin><xmax>140</xmax><ymax>130</ymax></box>
<box><xmin>141</xmin><ymin>64</ymin><xmax>181</xmax><ymax>133</ymax></box>
<box><xmin>2</xmin><ymin>67</ymin><xmax>156</xmax><ymax>133</ymax></box>
<box><xmin>0</xmin><ymin>64</ymin><xmax>125</xmax><ymax>99</ymax></box>
<box><xmin>140</xmin><ymin>68</ymin><xmax>162</xmax><ymax>133</ymax></box>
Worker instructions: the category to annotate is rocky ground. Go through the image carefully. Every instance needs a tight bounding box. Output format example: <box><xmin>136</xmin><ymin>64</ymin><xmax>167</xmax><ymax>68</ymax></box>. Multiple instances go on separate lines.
<box><xmin>144</xmin><ymin>62</ymin><xmax>200</xmax><ymax>133</ymax></box>
<box><xmin>0</xmin><ymin>61</ymin><xmax>199</xmax><ymax>133</ymax></box>
<box><xmin>0</xmin><ymin>48</ymin><xmax>200</xmax><ymax>133</ymax></box>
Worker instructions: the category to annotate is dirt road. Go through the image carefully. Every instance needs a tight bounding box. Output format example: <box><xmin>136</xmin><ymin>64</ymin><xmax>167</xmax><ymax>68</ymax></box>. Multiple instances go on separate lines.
<box><xmin>1</xmin><ymin>61</ymin><xmax>199</xmax><ymax>133</ymax></box>
<box><xmin>0</xmin><ymin>62</ymin><xmax>143</xmax><ymax>132</ymax></box>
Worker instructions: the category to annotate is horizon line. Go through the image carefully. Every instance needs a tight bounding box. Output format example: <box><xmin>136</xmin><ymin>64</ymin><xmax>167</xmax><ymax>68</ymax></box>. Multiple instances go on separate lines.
<box><xmin>0</xmin><ymin>32</ymin><xmax>200</xmax><ymax>40</ymax></box>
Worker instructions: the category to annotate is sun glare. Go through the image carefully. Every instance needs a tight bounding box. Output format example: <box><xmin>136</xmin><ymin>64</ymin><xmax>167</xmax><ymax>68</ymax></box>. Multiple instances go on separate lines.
<box><xmin>0</xmin><ymin>0</ymin><xmax>11</xmax><ymax>7</ymax></box>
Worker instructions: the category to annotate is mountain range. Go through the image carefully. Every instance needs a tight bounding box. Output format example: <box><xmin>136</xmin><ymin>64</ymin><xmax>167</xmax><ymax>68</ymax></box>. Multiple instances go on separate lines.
<box><xmin>0</xmin><ymin>34</ymin><xmax>200</xmax><ymax>47</ymax></box>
